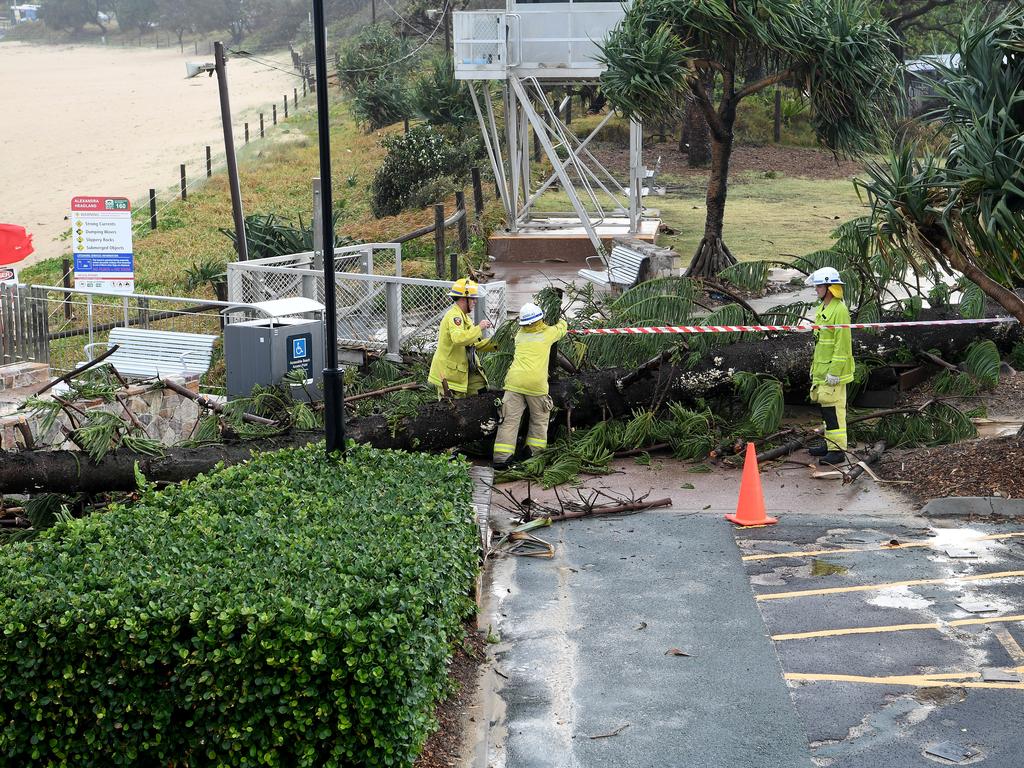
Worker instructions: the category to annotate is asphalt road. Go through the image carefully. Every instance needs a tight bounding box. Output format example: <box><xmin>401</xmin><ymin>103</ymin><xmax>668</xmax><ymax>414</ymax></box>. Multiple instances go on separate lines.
<box><xmin>740</xmin><ymin>517</ymin><xmax>1024</xmax><ymax>767</ymax></box>
<box><xmin>474</xmin><ymin>459</ymin><xmax>1024</xmax><ymax>768</ymax></box>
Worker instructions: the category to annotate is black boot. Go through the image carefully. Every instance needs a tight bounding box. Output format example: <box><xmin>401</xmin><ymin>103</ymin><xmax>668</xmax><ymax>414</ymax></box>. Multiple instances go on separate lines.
<box><xmin>818</xmin><ymin>451</ymin><xmax>846</xmax><ymax>466</ymax></box>
<box><xmin>807</xmin><ymin>440</ymin><xmax>828</xmax><ymax>457</ymax></box>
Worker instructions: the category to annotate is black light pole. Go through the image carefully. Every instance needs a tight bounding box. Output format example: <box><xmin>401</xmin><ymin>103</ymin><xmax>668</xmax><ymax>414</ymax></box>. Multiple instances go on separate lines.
<box><xmin>311</xmin><ymin>0</ymin><xmax>345</xmax><ymax>455</ymax></box>
<box><xmin>213</xmin><ymin>41</ymin><xmax>249</xmax><ymax>261</ymax></box>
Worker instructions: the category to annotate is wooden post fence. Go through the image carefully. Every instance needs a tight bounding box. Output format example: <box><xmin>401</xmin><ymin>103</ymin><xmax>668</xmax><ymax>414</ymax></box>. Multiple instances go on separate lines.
<box><xmin>434</xmin><ymin>204</ymin><xmax>446</xmax><ymax>278</ymax></box>
<box><xmin>149</xmin><ymin>188</ymin><xmax>157</xmax><ymax>229</ymax></box>
<box><xmin>774</xmin><ymin>89</ymin><xmax>782</xmax><ymax>143</ymax></box>
<box><xmin>0</xmin><ymin>285</ymin><xmax>50</xmax><ymax>365</ymax></box>
<box><xmin>455</xmin><ymin>191</ymin><xmax>469</xmax><ymax>251</ymax></box>
<box><xmin>61</xmin><ymin>259</ymin><xmax>72</xmax><ymax>320</ymax></box>
<box><xmin>471</xmin><ymin>168</ymin><xmax>484</xmax><ymax>218</ymax></box>
<box><xmin>206</xmin><ymin>145</ymin><xmax>212</xmax><ymax>177</ymax></box>
<box><xmin>180</xmin><ymin>164</ymin><xmax>187</xmax><ymax>200</ymax></box>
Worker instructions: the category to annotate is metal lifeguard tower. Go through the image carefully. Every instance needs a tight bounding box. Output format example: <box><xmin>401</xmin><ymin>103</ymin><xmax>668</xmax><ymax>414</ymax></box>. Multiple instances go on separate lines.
<box><xmin>453</xmin><ymin>1</ymin><xmax>658</xmax><ymax>262</ymax></box>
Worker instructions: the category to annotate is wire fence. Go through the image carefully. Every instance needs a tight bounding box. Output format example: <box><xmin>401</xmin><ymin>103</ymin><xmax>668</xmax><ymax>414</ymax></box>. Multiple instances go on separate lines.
<box><xmin>228</xmin><ymin>250</ymin><xmax>508</xmax><ymax>358</ymax></box>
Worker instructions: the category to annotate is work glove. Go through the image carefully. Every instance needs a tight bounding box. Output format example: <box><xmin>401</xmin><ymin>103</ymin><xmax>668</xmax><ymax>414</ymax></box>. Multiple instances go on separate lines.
<box><xmin>825</xmin><ymin>373</ymin><xmax>840</xmax><ymax>386</ymax></box>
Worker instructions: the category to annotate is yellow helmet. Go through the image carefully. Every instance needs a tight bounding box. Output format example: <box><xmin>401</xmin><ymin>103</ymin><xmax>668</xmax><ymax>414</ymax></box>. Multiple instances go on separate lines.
<box><xmin>449</xmin><ymin>278</ymin><xmax>479</xmax><ymax>298</ymax></box>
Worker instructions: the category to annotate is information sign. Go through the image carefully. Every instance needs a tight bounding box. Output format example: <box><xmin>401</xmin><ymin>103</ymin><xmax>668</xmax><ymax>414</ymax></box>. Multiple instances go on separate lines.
<box><xmin>287</xmin><ymin>332</ymin><xmax>314</xmax><ymax>378</ymax></box>
<box><xmin>71</xmin><ymin>196</ymin><xmax>134</xmax><ymax>293</ymax></box>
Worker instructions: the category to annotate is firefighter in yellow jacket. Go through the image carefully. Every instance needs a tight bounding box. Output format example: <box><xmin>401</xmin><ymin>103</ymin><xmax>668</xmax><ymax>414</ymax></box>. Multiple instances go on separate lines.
<box><xmin>493</xmin><ymin>301</ymin><xmax>568</xmax><ymax>469</ymax></box>
<box><xmin>427</xmin><ymin>278</ymin><xmax>494</xmax><ymax>397</ymax></box>
<box><xmin>806</xmin><ymin>267</ymin><xmax>855</xmax><ymax>465</ymax></box>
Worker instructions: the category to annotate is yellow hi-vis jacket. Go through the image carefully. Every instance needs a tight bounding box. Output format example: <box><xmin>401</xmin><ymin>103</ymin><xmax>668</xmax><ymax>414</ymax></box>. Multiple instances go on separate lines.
<box><xmin>428</xmin><ymin>304</ymin><xmax>494</xmax><ymax>393</ymax></box>
<box><xmin>811</xmin><ymin>298</ymin><xmax>855</xmax><ymax>385</ymax></box>
<box><xmin>504</xmin><ymin>319</ymin><xmax>568</xmax><ymax>397</ymax></box>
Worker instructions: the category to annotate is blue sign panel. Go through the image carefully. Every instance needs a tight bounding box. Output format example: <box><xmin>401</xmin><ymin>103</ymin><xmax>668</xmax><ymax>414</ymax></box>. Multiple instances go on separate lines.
<box><xmin>287</xmin><ymin>333</ymin><xmax>313</xmax><ymax>378</ymax></box>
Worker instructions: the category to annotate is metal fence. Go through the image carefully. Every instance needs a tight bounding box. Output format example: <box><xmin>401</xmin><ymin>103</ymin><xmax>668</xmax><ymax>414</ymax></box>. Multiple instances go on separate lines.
<box><xmin>0</xmin><ymin>240</ymin><xmax>507</xmax><ymax>382</ymax></box>
<box><xmin>17</xmin><ymin>286</ymin><xmax>275</xmax><ymax>379</ymax></box>
<box><xmin>227</xmin><ymin>251</ymin><xmax>508</xmax><ymax>358</ymax></box>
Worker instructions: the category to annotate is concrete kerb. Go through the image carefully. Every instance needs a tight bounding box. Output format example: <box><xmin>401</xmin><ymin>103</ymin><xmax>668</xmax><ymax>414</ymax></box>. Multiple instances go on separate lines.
<box><xmin>921</xmin><ymin>496</ymin><xmax>1024</xmax><ymax>519</ymax></box>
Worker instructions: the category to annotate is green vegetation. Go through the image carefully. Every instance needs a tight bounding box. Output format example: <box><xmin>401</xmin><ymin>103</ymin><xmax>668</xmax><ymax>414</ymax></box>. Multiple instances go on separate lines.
<box><xmin>0</xmin><ymin>443</ymin><xmax>479</xmax><ymax>766</ymax></box>
<box><xmin>371</xmin><ymin>125</ymin><xmax>481</xmax><ymax>217</ymax></box>
<box><xmin>597</xmin><ymin>0</ymin><xmax>900</xmax><ymax>276</ymax></box>
<box><xmin>337</xmin><ymin>24</ymin><xmax>412</xmax><ymax>131</ymax></box>
<box><xmin>858</xmin><ymin>8</ymin><xmax>1024</xmax><ymax>324</ymax></box>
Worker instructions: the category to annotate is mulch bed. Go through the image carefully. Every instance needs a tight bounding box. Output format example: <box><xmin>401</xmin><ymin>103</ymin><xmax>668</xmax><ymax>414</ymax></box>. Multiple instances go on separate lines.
<box><xmin>880</xmin><ymin>436</ymin><xmax>1024</xmax><ymax>504</ymax></box>
<box><xmin>414</xmin><ymin>627</ymin><xmax>486</xmax><ymax>768</ymax></box>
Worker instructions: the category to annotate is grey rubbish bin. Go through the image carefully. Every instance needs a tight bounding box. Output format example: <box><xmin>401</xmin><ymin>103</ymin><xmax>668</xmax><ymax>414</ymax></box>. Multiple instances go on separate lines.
<box><xmin>224</xmin><ymin>315</ymin><xmax>325</xmax><ymax>401</ymax></box>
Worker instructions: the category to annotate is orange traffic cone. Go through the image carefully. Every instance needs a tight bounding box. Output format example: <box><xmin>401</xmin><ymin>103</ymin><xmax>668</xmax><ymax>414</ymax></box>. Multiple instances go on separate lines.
<box><xmin>725</xmin><ymin>442</ymin><xmax>778</xmax><ymax>527</ymax></box>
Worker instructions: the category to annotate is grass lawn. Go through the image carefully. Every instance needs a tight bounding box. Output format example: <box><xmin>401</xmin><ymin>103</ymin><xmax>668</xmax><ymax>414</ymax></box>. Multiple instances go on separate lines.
<box><xmin>531</xmin><ymin>171</ymin><xmax>866</xmax><ymax>264</ymax></box>
<box><xmin>656</xmin><ymin>173</ymin><xmax>867</xmax><ymax>263</ymax></box>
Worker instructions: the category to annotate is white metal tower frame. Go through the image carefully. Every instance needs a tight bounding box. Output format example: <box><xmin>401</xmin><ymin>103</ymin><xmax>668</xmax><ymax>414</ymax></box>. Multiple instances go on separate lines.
<box><xmin>453</xmin><ymin>2</ymin><xmax>647</xmax><ymax>261</ymax></box>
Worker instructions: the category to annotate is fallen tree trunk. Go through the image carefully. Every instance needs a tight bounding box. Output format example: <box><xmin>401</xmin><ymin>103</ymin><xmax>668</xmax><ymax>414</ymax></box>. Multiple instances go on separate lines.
<box><xmin>1</xmin><ymin>307</ymin><xmax>1019</xmax><ymax>494</ymax></box>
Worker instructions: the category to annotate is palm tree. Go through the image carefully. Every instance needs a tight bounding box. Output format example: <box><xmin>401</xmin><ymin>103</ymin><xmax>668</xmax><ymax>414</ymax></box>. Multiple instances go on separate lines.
<box><xmin>858</xmin><ymin>8</ymin><xmax>1024</xmax><ymax>324</ymax></box>
<box><xmin>598</xmin><ymin>0</ymin><xmax>900</xmax><ymax>277</ymax></box>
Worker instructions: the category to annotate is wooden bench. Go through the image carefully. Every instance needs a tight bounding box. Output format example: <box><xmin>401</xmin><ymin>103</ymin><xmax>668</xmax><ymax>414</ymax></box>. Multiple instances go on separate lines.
<box><xmin>84</xmin><ymin>327</ymin><xmax>218</xmax><ymax>380</ymax></box>
<box><xmin>577</xmin><ymin>245</ymin><xmax>651</xmax><ymax>291</ymax></box>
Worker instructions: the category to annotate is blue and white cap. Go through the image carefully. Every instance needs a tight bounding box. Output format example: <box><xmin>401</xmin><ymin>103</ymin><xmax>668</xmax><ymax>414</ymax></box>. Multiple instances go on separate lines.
<box><xmin>805</xmin><ymin>267</ymin><xmax>844</xmax><ymax>286</ymax></box>
<box><xmin>518</xmin><ymin>302</ymin><xmax>544</xmax><ymax>325</ymax></box>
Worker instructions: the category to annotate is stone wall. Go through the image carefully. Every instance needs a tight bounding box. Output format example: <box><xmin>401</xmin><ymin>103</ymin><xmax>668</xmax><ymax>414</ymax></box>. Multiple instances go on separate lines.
<box><xmin>0</xmin><ymin>361</ymin><xmax>49</xmax><ymax>393</ymax></box>
<box><xmin>0</xmin><ymin>363</ymin><xmax>206</xmax><ymax>452</ymax></box>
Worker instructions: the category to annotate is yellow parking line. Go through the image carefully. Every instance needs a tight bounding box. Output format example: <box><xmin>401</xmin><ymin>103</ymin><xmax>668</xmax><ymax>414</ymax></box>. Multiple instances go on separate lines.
<box><xmin>772</xmin><ymin>614</ymin><xmax>1024</xmax><ymax>641</ymax></box>
<box><xmin>742</xmin><ymin>531</ymin><xmax>1024</xmax><ymax>562</ymax></box>
<box><xmin>993</xmin><ymin>625</ymin><xmax>1024</xmax><ymax>665</ymax></box>
<box><xmin>756</xmin><ymin>570</ymin><xmax>1024</xmax><ymax>601</ymax></box>
<box><xmin>785</xmin><ymin>671</ymin><xmax>1024</xmax><ymax>690</ymax></box>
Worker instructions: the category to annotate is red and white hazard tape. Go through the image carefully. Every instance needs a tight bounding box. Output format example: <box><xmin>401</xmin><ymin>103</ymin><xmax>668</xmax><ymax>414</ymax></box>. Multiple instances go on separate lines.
<box><xmin>569</xmin><ymin>316</ymin><xmax>1019</xmax><ymax>336</ymax></box>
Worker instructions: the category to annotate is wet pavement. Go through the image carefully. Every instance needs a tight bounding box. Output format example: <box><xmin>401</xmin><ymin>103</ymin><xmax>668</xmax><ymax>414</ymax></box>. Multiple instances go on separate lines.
<box><xmin>741</xmin><ymin>518</ymin><xmax>1024</xmax><ymax>767</ymax></box>
<box><xmin>470</xmin><ymin>456</ymin><xmax>1024</xmax><ymax>768</ymax></box>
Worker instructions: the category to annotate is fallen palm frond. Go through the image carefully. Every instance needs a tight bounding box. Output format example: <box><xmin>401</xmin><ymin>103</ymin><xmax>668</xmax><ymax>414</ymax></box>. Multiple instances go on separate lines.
<box><xmin>491</xmin><ymin>483</ymin><xmax>671</xmax><ymax>526</ymax></box>
<box><xmin>490</xmin><ymin>518</ymin><xmax>555</xmax><ymax>558</ymax></box>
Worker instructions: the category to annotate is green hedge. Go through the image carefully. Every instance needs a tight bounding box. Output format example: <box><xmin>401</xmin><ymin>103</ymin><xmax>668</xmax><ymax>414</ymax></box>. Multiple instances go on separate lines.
<box><xmin>0</xmin><ymin>444</ymin><xmax>479</xmax><ymax>767</ymax></box>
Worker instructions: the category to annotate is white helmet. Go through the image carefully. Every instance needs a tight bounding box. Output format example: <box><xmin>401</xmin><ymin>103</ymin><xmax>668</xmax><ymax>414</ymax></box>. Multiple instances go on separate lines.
<box><xmin>805</xmin><ymin>267</ymin><xmax>844</xmax><ymax>286</ymax></box>
<box><xmin>518</xmin><ymin>302</ymin><xmax>544</xmax><ymax>325</ymax></box>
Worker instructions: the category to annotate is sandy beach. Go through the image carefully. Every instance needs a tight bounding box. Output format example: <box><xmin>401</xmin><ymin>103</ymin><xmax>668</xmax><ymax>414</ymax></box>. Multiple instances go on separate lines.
<box><xmin>0</xmin><ymin>41</ymin><xmax>299</xmax><ymax>267</ymax></box>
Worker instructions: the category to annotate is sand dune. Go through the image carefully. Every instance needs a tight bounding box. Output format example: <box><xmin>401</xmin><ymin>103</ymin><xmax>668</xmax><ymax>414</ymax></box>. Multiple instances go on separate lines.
<box><xmin>0</xmin><ymin>41</ymin><xmax>300</xmax><ymax>268</ymax></box>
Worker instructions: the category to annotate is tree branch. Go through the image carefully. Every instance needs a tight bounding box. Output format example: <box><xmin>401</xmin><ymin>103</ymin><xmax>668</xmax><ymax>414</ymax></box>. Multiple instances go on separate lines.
<box><xmin>689</xmin><ymin>78</ymin><xmax>724</xmax><ymax>141</ymax></box>
<box><xmin>885</xmin><ymin>0</ymin><xmax>956</xmax><ymax>31</ymax></box>
<box><xmin>736</xmin><ymin>69</ymin><xmax>795</xmax><ymax>101</ymax></box>
<box><xmin>35</xmin><ymin>345</ymin><xmax>120</xmax><ymax>396</ymax></box>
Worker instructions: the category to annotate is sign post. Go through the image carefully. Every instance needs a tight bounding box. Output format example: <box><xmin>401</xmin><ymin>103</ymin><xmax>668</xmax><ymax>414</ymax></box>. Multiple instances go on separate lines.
<box><xmin>71</xmin><ymin>196</ymin><xmax>134</xmax><ymax>293</ymax></box>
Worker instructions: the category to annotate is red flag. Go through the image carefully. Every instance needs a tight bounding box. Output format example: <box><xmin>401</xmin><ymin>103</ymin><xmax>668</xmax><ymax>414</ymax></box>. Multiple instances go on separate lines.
<box><xmin>0</xmin><ymin>224</ymin><xmax>34</xmax><ymax>265</ymax></box>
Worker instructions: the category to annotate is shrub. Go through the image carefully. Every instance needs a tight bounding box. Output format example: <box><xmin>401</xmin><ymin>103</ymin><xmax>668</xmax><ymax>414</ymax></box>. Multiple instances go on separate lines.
<box><xmin>349</xmin><ymin>74</ymin><xmax>412</xmax><ymax>131</ymax></box>
<box><xmin>411</xmin><ymin>56</ymin><xmax>476</xmax><ymax>129</ymax></box>
<box><xmin>337</xmin><ymin>25</ymin><xmax>411</xmax><ymax>131</ymax></box>
<box><xmin>370</xmin><ymin>126</ymin><xmax>479</xmax><ymax>217</ymax></box>
<box><xmin>0</xmin><ymin>443</ymin><xmax>479</xmax><ymax>767</ymax></box>
<box><xmin>221</xmin><ymin>211</ymin><xmax>355</xmax><ymax>259</ymax></box>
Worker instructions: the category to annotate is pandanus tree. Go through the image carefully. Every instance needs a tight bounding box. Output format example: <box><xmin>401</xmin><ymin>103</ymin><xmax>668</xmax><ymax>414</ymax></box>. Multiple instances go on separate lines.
<box><xmin>858</xmin><ymin>8</ymin><xmax>1024</xmax><ymax>324</ymax></box>
<box><xmin>597</xmin><ymin>0</ymin><xmax>901</xmax><ymax>277</ymax></box>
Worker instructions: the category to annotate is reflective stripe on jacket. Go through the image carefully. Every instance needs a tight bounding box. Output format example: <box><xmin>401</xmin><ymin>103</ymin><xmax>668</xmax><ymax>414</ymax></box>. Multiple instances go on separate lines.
<box><xmin>427</xmin><ymin>304</ymin><xmax>493</xmax><ymax>393</ymax></box>
<box><xmin>811</xmin><ymin>299</ymin><xmax>855</xmax><ymax>385</ymax></box>
<box><xmin>504</xmin><ymin>319</ymin><xmax>568</xmax><ymax>397</ymax></box>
